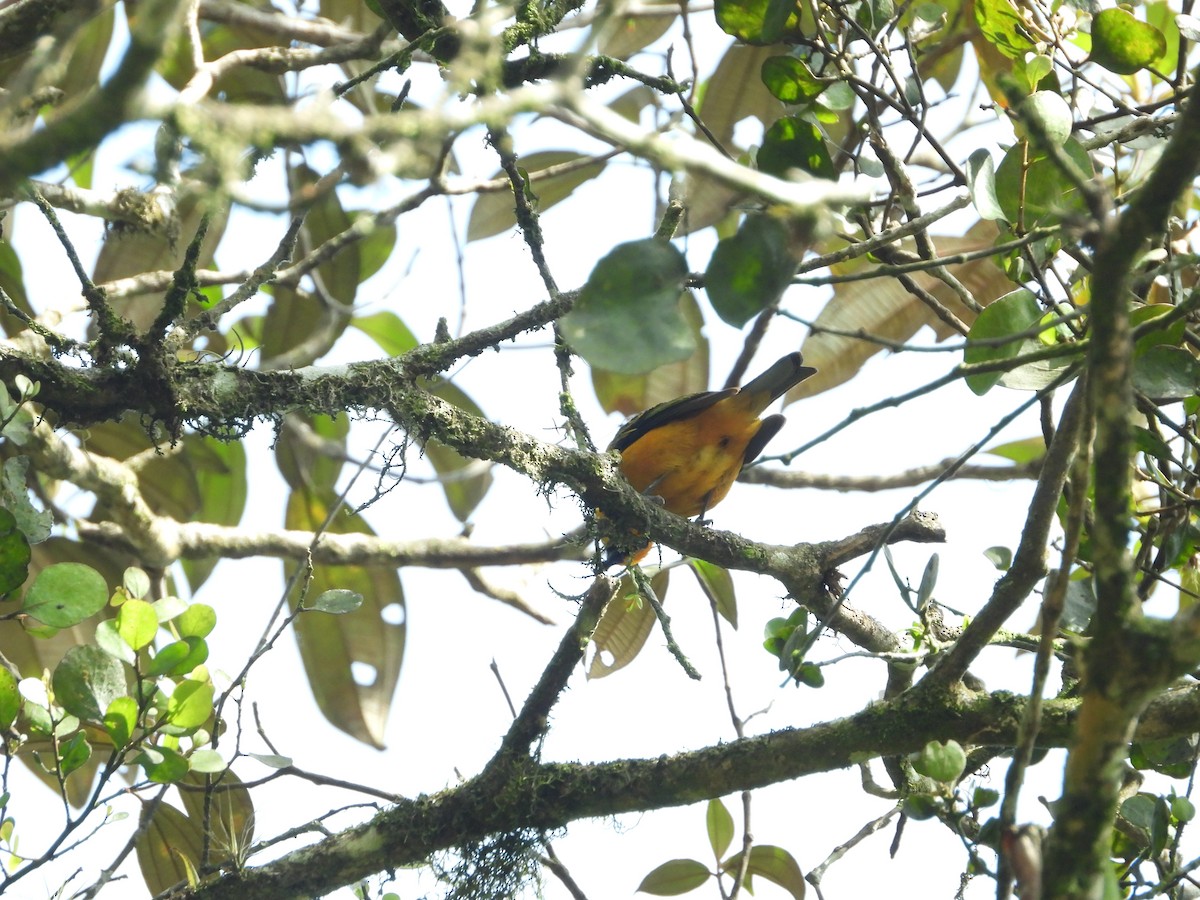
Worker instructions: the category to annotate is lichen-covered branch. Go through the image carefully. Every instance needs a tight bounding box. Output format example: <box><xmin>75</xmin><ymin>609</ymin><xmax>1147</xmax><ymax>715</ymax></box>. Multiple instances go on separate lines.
<box><xmin>174</xmin><ymin>682</ymin><xmax>1200</xmax><ymax>900</ymax></box>
<box><xmin>1042</xmin><ymin>79</ymin><xmax>1200</xmax><ymax>899</ymax></box>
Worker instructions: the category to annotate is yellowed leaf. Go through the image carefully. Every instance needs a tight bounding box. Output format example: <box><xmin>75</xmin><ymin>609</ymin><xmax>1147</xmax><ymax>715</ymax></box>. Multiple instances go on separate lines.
<box><xmin>587</xmin><ymin>569</ymin><xmax>669</xmax><ymax>679</ymax></box>
<box><xmin>790</xmin><ymin>220</ymin><xmax>1009</xmax><ymax>400</ymax></box>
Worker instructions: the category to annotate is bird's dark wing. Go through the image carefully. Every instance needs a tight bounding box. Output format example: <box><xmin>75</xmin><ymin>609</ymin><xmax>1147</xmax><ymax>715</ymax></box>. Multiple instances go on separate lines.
<box><xmin>607</xmin><ymin>388</ymin><xmax>739</xmax><ymax>453</ymax></box>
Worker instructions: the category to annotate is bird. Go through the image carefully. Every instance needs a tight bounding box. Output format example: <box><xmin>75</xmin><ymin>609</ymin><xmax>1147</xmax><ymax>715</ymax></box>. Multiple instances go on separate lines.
<box><xmin>604</xmin><ymin>352</ymin><xmax>816</xmax><ymax>566</ymax></box>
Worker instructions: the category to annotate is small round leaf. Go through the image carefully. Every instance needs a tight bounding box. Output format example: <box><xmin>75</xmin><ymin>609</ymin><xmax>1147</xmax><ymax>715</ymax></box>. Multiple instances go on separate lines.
<box><xmin>23</xmin><ymin>562</ymin><xmax>108</xmax><ymax>628</ymax></box>
<box><xmin>308</xmin><ymin>590</ymin><xmax>364</xmax><ymax>614</ymax></box>
<box><xmin>1091</xmin><ymin>8</ymin><xmax>1167</xmax><ymax>75</ymax></box>
<box><xmin>911</xmin><ymin>739</ymin><xmax>967</xmax><ymax>783</ymax></box>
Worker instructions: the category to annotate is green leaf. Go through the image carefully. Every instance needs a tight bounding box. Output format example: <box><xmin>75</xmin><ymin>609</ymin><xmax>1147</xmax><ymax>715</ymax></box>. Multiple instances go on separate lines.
<box><xmin>0</xmin><ymin>241</ymin><xmax>33</xmax><ymax>329</ymax></box>
<box><xmin>22</xmin><ymin>562</ymin><xmax>109</xmax><ymax>628</ymax></box>
<box><xmin>140</xmin><ymin>745</ymin><xmax>190</xmax><ymax>784</ymax></box>
<box><xmin>0</xmin><ymin>666</ymin><xmax>19</xmax><ymax>730</ymax></box>
<box><xmin>152</xmin><ymin>595</ymin><xmax>190</xmax><ymax>623</ymax></box>
<box><xmin>176</xmin><ymin>604</ymin><xmax>217</xmax><ymax>639</ymax></box>
<box><xmin>986</xmin><ymin>436</ymin><xmax>1046</xmax><ymax>464</ymax></box>
<box><xmin>1172</xmin><ymin>795</ymin><xmax>1195</xmax><ymax>823</ymax></box>
<box><xmin>249</xmin><ymin>752</ymin><xmax>293</xmax><ymax>768</ymax></box>
<box><xmin>1132</xmin><ymin>347</ymin><xmax>1200</xmax><ymax>400</ymax></box>
<box><xmin>1132</xmin><ymin>304</ymin><xmax>1187</xmax><ymax>355</ymax></box>
<box><xmin>857</xmin><ymin>0</ymin><xmax>894</xmax><ymax>30</ymax></box>
<box><xmin>974</xmin><ymin>0</ymin><xmax>1036</xmax><ymax>59</ymax></box>
<box><xmin>117</xmin><ymin>598</ymin><xmax>159</xmax><ymax>651</ymax></box>
<box><xmin>104</xmin><ymin>696</ymin><xmax>138</xmax><ymax>747</ymax></box>
<box><xmin>59</xmin><ymin>731</ymin><xmax>92</xmax><ymax>776</ymax></box>
<box><xmin>1133</xmin><ymin>425</ymin><xmax>1173</xmax><ymax>463</ymax></box>
<box><xmin>983</xmin><ymin>546</ymin><xmax>1012</xmax><ymax>570</ymax></box>
<box><xmin>917</xmin><ymin>554</ymin><xmax>939</xmax><ymax>607</ymax></box>
<box><xmin>59</xmin><ymin>8</ymin><xmax>115</xmax><ymax>103</ymax></box>
<box><xmin>903</xmin><ymin>792</ymin><xmax>941</xmax><ymax>819</ymax></box>
<box><xmin>963</xmin><ymin>289</ymin><xmax>1041</xmax><ymax>394</ymax></box>
<box><xmin>561</xmin><ymin>239</ymin><xmax>693</xmax><ymax>375</ymax></box>
<box><xmin>994</xmin><ymin>138</ymin><xmax>1093</xmax><ymax>226</ymax></box>
<box><xmin>963</xmin><ymin>289</ymin><xmax>1074</xmax><ymax>394</ymax></box>
<box><xmin>52</xmin><ymin>645</ymin><xmax>127</xmax><ymax>724</ymax></box>
<box><xmin>167</xmin><ymin>680</ymin><xmax>214</xmax><ymax>732</ymax></box>
<box><xmin>760</xmin><ymin>57</ymin><xmax>828</xmax><ymax>104</ymax></box>
<box><xmin>1130</xmin><ymin>736</ymin><xmax>1198</xmax><ymax>778</ymax></box>
<box><xmin>95</xmin><ymin>620</ymin><xmax>136</xmax><ymax>664</ymax></box>
<box><xmin>1062</xmin><ymin>577</ymin><xmax>1096</xmax><ymax>632</ymax></box>
<box><xmin>352</xmin><ymin>311</ymin><xmax>419</xmax><ymax>357</ymax></box>
<box><xmin>757</xmin><ymin>117</ymin><xmax>834</xmax><ymax>180</ymax></box>
<box><xmin>350</xmin><ymin>213</ymin><xmax>397</xmax><ymax>282</ymax></box>
<box><xmin>1145</xmin><ymin>1</ymin><xmax>1182</xmax><ymax>72</ymax></box>
<box><xmin>705</xmin><ymin>214</ymin><xmax>796</xmax><ymax>328</ymax></box>
<box><xmin>795</xmin><ymin>662</ymin><xmax>824</xmax><ymax>687</ymax></box>
<box><xmin>147</xmin><ymin>638</ymin><xmax>208</xmax><ymax>677</ymax></box>
<box><xmin>54</xmin><ymin>712</ymin><xmax>80</xmax><ymax>738</ymax></box>
<box><xmin>187</xmin><ymin>748</ymin><xmax>227</xmax><ymax>773</ymax></box>
<box><xmin>637</xmin><ymin>858</ymin><xmax>711</xmax><ymax>895</ymax></box>
<box><xmin>1019</xmin><ymin>53</ymin><xmax>1054</xmax><ymax>91</ymax></box>
<box><xmin>723</xmin><ymin>845</ymin><xmax>806</xmax><ymax>899</ymax></box>
<box><xmin>592</xmin><ymin>293</ymin><xmax>708</xmax><ymax>416</ymax></box>
<box><xmin>715</xmin><ymin>0</ymin><xmax>797</xmax><ymax>42</ymax></box>
<box><xmin>1091</xmin><ymin>8</ymin><xmax>1166</xmax><ymax>75</ymax></box>
<box><xmin>1016</xmin><ymin>91</ymin><xmax>1073</xmax><ymax>148</ymax></box>
<box><xmin>763</xmin><ymin>608</ymin><xmax>808</xmax><ymax>662</ymax></box>
<box><xmin>1151</xmin><ymin>796</ymin><xmax>1170</xmax><ymax>856</ymax></box>
<box><xmin>911</xmin><ymin>739</ymin><xmax>967</xmax><ymax>783</ymax></box>
<box><xmin>123</xmin><ymin>567</ymin><xmax>151</xmax><ymax>600</ymax></box>
<box><xmin>1119</xmin><ymin>794</ymin><xmax>1158</xmax><ymax>850</ymax></box>
<box><xmin>706</xmin><ymin>798</ymin><xmax>735</xmax><ymax>859</ymax></box>
<box><xmin>689</xmin><ymin>560</ymin><xmax>737</xmax><ymax>629</ymax></box>
<box><xmin>966</xmin><ymin>149</ymin><xmax>1005</xmax><ymax>221</ymax></box>
<box><xmin>1</xmin><ymin>458</ymin><xmax>52</xmax><ymax>544</ymax></box>
<box><xmin>466</xmin><ymin>151</ymin><xmax>608</xmax><ymax>242</ymax></box>
<box><xmin>308</xmin><ymin>589</ymin><xmax>364</xmax><ymax>614</ymax></box>
<box><xmin>0</xmin><ymin>506</ymin><xmax>31</xmax><ymax>595</ymax></box>
<box><xmin>256</xmin><ymin>170</ymin><xmax>354</xmax><ymax>364</ymax></box>
<box><xmin>974</xmin><ymin>787</ymin><xmax>1001</xmax><ymax>808</ymax></box>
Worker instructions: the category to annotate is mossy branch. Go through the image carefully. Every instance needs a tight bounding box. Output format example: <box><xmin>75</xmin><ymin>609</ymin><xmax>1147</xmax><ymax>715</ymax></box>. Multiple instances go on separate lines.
<box><xmin>174</xmin><ymin>683</ymin><xmax>1200</xmax><ymax>900</ymax></box>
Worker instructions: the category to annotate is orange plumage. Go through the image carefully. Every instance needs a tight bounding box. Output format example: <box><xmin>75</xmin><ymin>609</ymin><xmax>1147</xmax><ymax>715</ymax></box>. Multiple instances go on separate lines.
<box><xmin>605</xmin><ymin>352</ymin><xmax>816</xmax><ymax>565</ymax></box>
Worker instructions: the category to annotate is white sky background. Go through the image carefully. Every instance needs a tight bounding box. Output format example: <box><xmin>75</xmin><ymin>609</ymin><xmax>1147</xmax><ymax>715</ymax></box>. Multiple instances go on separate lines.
<box><xmin>5</xmin><ymin>3</ymin><xmax>1195</xmax><ymax>898</ymax></box>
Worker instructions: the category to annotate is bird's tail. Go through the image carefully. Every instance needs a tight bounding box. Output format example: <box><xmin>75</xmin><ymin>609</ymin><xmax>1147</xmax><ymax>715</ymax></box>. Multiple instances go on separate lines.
<box><xmin>735</xmin><ymin>352</ymin><xmax>817</xmax><ymax>413</ymax></box>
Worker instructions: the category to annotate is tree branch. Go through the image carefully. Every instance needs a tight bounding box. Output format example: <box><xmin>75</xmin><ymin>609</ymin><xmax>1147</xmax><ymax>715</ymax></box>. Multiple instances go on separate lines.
<box><xmin>172</xmin><ymin>682</ymin><xmax>1200</xmax><ymax>900</ymax></box>
<box><xmin>1042</xmin><ymin>79</ymin><xmax>1200</xmax><ymax>899</ymax></box>
<box><xmin>741</xmin><ymin>457</ymin><xmax>1041</xmax><ymax>491</ymax></box>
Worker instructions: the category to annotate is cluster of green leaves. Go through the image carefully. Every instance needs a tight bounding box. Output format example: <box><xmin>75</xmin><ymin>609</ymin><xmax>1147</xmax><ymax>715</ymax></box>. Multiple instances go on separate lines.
<box><xmin>542</xmin><ymin>0</ymin><xmax>1191</xmax><ymax>421</ymax></box>
<box><xmin>0</xmin><ymin>547</ymin><xmax>243</xmax><ymax>890</ymax></box>
<box><xmin>901</xmin><ymin>739</ymin><xmax>980</xmax><ymax>822</ymax></box>
<box><xmin>637</xmin><ymin>798</ymin><xmax>806</xmax><ymax>898</ymax></box>
<box><xmin>762</xmin><ymin>608</ymin><xmax>824</xmax><ymax>687</ymax></box>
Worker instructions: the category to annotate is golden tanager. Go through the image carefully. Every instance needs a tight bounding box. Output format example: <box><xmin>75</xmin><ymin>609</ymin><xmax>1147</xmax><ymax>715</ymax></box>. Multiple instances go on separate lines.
<box><xmin>604</xmin><ymin>352</ymin><xmax>816</xmax><ymax>565</ymax></box>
